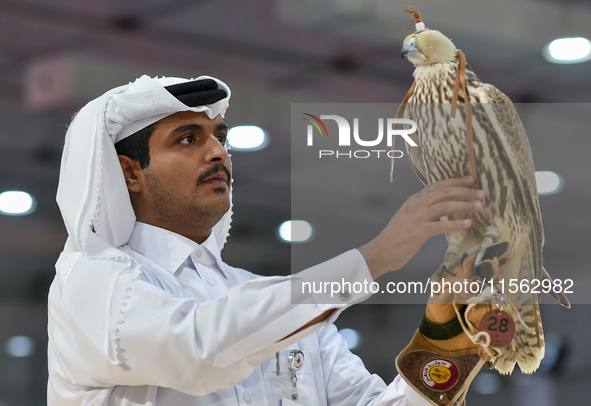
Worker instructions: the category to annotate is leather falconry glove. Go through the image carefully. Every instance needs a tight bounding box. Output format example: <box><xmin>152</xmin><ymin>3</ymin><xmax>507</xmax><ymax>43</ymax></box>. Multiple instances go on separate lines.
<box><xmin>396</xmin><ymin>242</ymin><xmax>511</xmax><ymax>406</ymax></box>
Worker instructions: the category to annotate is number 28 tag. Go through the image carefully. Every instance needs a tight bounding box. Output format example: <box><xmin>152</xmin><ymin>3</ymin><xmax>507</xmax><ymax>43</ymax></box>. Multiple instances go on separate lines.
<box><xmin>479</xmin><ymin>310</ymin><xmax>516</xmax><ymax>348</ymax></box>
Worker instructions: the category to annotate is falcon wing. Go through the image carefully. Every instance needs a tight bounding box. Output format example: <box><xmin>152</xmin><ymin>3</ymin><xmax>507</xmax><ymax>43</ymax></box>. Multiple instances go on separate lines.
<box><xmin>481</xmin><ymin>85</ymin><xmax>542</xmax><ymax>277</ymax></box>
<box><xmin>481</xmin><ymin>85</ymin><xmax>542</xmax><ymax>245</ymax></box>
<box><xmin>480</xmin><ymin>84</ymin><xmax>569</xmax><ymax>307</ymax></box>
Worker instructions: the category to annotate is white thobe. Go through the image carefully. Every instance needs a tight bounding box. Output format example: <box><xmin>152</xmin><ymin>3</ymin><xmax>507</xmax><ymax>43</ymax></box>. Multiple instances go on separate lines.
<box><xmin>48</xmin><ymin>222</ymin><xmax>428</xmax><ymax>406</ymax></box>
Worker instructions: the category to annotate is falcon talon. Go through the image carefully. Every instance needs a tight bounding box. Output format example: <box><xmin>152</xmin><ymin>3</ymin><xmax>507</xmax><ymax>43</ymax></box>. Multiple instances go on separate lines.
<box><xmin>473</xmin><ymin>236</ymin><xmax>495</xmax><ymax>271</ymax></box>
<box><xmin>459</xmin><ymin>251</ymin><xmax>470</xmax><ymax>267</ymax></box>
<box><xmin>481</xmin><ymin>241</ymin><xmax>509</xmax><ymax>261</ymax></box>
<box><xmin>457</xmin><ymin>246</ymin><xmax>479</xmax><ymax>269</ymax></box>
<box><xmin>474</xmin><ymin>261</ymin><xmax>495</xmax><ymax>280</ymax></box>
<box><xmin>441</xmin><ymin>265</ymin><xmax>456</xmax><ymax>276</ymax></box>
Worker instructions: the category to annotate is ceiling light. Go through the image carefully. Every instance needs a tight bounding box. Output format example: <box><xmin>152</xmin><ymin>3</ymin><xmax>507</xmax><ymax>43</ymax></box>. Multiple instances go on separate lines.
<box><xmin>338</xmin><ymin>328</ymin><xmax>362</xmax><ymax>350</ymax></box>
<box><xmin>5</xmin><ymin>336</ymin><xmax>35</xmax><ymax>358</ymax></box>
<box><xmin>227</xmin><ymin>126</ymin><xmax>268</xmax><ymax>150</ymax></box>
<box><xmin>278</xmin><ymin>220</ymin><xmax>313</xmax><ymax>243</ymax></box>
<box><xmin>0</xmin><ymin>191</ymin><xmax>36</xmax><ymax>215</ymax></box>
<box><xmin>535</xmin><ymin>171</ymin><xmax>563</xmax><ymax>195</ymax></box>
<box><xmin>543</xmin><ymin>37</ymin><xmax>591</xmax><ymax>64</ymax></box>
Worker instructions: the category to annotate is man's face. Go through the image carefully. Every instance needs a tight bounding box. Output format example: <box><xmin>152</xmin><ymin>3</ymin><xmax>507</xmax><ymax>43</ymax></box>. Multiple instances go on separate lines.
<box><xmin>138</xmin><ymin>111</ymin><xmax>232</xmax><ymax>236</ymax></box>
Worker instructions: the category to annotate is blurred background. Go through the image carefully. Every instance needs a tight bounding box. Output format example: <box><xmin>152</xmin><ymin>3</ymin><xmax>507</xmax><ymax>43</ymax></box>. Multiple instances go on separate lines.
<box><xmin>0</xmin><ymin>0</ymin><xmax>590</xmax><ymax>405</ymax></box>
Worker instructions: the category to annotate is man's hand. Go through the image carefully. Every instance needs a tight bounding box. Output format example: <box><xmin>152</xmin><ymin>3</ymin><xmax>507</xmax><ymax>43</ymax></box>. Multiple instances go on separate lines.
<box><xmin>358</xmin><ymin>177</ymin><xmax>484</xmax><ymax>280</ymax></box>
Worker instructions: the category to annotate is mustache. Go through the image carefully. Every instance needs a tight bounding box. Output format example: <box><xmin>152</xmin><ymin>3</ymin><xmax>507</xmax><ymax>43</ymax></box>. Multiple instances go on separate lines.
<box><xmin>196</xmin><ymin>164</ymin><xmax>232</xmax><ymax>186</ymax></box>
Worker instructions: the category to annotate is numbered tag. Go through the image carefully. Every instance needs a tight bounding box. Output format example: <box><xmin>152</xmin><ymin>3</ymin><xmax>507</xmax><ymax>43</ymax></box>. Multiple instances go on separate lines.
<box><xmin>479</xmin><ymin>310</ymin><xmax>515</xmax><ymax>348</ymax></box>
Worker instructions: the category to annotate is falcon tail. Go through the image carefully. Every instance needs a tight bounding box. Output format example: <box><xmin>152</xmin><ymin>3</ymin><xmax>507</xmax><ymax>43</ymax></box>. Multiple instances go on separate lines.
<box><xmin>494</xmin><ymin>303</ymin><xmax>545</xmax><ymax>375</ymax></box>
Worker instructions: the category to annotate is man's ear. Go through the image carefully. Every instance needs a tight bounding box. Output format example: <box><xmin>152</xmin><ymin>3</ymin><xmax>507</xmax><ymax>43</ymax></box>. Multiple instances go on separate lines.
<box><xmin>118</xmin><ymin>155</ymin><xmax>144</xmax><ymax>193</ymax></box>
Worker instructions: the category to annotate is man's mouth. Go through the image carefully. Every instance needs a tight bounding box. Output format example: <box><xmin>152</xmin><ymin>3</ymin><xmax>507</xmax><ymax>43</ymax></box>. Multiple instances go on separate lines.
<box><xmin>202</xmin><ymin>173</ymin><xmax>228</xmax><ymax>186</ymax></box>
<box><xmin>197</xmin><ymin>165</ymin><xmax>231</xmax><ymax>187</ymax></box>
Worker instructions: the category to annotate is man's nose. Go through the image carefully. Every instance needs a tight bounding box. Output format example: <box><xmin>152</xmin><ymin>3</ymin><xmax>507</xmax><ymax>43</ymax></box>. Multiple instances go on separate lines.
<box><xmin>203</xmin><ymin>134</ymin><xmax>228</xmax><ymax>162</ymax></box>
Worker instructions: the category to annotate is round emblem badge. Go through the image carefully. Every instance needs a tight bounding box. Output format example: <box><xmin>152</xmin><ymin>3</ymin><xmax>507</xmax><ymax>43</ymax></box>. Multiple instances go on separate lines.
<box><xmin>288</xmin><ymin>349</ymin><xmax>304</xmax><ymax>371</ymax></box>
<box><xmin>421</xmin><ymin>359</ymin><xmax>459</xmax><ymax>391</ymax></box>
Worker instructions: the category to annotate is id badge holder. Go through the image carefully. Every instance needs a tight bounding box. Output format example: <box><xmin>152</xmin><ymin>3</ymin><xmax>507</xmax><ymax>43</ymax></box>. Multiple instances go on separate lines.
<box><xmin>281</xmin><ymin>398</ymin><xmax>303</xmax><ymax>406</ymax></box>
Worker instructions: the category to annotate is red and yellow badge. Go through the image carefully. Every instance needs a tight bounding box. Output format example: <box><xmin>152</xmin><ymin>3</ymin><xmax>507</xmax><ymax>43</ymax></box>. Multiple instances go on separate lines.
<box><xmin>421</xmin><ymin>359</ymin><xmax>459</xmax><ymax>391</ymax></box>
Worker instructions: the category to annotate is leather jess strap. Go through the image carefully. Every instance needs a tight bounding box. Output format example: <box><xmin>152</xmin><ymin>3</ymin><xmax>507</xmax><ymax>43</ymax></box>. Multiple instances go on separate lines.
<box><xmin>451</xmin><ymin>50</ymin><xmax>478</xmax><ymax>190</ymax></box>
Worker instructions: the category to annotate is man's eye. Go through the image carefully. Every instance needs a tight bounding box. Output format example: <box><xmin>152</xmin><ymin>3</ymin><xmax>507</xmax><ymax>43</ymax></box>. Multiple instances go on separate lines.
<box><xmin>179</xmin><ymin>135</ymin><xmax>195</xmax><ymax>144</ymax></box>
<box><xmin>217</xmin><ymin>134</ymin><xmax>227</xmax><ymax>145</ymax></box>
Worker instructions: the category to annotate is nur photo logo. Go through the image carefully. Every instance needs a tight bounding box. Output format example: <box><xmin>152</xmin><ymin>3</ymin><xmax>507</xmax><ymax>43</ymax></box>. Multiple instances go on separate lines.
<box><xmin>302</xmin><ymin>113</ymin><xmax>418</xmax><ymax>159</ymax></box>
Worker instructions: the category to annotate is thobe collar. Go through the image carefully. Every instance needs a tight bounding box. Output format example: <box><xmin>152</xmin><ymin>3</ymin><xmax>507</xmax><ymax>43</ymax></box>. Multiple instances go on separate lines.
<box><xmin>126</xmin><ymin>221</ymin><xmax>226</xmax><ymax>278</ymax></box>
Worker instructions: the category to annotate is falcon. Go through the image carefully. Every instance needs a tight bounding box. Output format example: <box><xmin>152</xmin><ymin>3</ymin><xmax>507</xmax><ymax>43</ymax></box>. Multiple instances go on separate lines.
<box><xmin>398</xmin><ymin>6</ymin><xmax>570</xmax><ymax>375</ymax></box>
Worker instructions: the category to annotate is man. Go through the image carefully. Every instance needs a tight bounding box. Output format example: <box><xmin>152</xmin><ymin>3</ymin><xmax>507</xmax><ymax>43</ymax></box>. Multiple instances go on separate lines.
<box><xmin>48</xmin><ymin>75</ymin><xmax>484</xmax><ymax>405</ymax></box>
